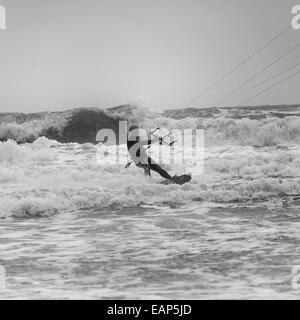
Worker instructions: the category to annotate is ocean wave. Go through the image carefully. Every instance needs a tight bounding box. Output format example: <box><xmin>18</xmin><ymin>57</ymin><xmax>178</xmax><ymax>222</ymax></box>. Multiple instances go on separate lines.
<box><xmin>0</xmin><ymin>121</ymin><xmax>41</xmax><ymax>143</ymax></box>
<box><xmin>145</xmin><ymin>116</ymin><xmax>300</xmax><ymax>147</ymax></box>
<box><xmin>1</xmin><ymin>138</ymin><xmax>299</xmax><ymax>218</ymax></box>
<box><xmin>0</xmin><ymin>108</ymin><xmax>121</xmax><ymax>144</ymax></box>
<box><xmin>1</xmin><ymin>198</ymin><xmax>60</xmax><ymax>218</ymax></box>
<box><xmin>0</xmin><ymin>139</ymin><xmax>58</xmax><ymax>165</ymax></box>
<box><xmin>1</xmin><ymin>106</ymin><xmax>300</xmax><ymax>147</ymax></box>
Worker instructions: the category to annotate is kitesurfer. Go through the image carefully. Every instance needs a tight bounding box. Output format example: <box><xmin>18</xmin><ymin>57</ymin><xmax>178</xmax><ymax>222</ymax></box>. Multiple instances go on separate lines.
<box><xmin>127</xmin><ymin>124</ymin><xmax>174</xmax><ymax>180</ymax></box>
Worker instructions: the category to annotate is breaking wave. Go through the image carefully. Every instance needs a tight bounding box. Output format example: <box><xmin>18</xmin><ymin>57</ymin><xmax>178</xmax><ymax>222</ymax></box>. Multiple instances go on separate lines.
<box><xmin>1</xmin><ymin>105</ymin><xmax>300</xmax><ymax>147</ymax></box>
<box><xmin>146</xmin><ymin>115</ymin><xmax>300</xmax><ymax>147</ymax></box>
<box><xmin>0</xmin><ymin>121</ymin><xmax>42</xmax><ymax>143</ymax></box>
<box><xmin>1</xmin><ymin>137</ymin><xmax>299</xmax><ymax>218</ymax></box>
<box><xmin>0</xmin><ymin>108</ymin><xmax>120</xmax><ymax>144</ymax></box>
<box><xmin>1</xmin><ymin>105</ymin><xmax>300</xmax><ymax>218</ymax></box>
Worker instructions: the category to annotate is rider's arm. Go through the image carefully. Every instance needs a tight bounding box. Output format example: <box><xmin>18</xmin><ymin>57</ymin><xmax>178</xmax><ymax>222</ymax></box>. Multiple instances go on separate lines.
<box><xmin>128</xmin><ymin>132</ymin><xmax>159</xmax><ymax>146</ymax></box>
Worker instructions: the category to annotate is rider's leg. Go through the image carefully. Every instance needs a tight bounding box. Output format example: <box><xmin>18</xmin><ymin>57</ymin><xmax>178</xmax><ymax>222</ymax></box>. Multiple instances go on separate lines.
<box><xmin>148</xmin><ymin>158</ymin><xmax>172</xmax><ymax>180</ymax></box>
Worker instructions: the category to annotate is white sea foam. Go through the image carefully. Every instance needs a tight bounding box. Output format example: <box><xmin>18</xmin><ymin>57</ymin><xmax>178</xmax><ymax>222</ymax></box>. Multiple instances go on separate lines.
<box><xmin>144</xmin><ymin>116</ymin><xmax>300</xmax><ymax>147</ymax></box>
<box><xmin>0</xmin><ymin>136</ymin><xmax>299</xmax><ymax>218</ymax></box>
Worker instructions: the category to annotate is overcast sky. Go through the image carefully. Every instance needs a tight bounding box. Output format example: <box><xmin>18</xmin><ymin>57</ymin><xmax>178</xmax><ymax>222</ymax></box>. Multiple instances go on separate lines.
<box><xmin>0</xmin><ymin>0</ymin><xmax>299</xmax><ymax>112</ymax></box>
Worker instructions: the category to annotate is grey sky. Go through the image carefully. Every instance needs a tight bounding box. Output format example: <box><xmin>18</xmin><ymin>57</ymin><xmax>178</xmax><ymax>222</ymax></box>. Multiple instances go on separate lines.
<box><xmin>0</xmin><ymin>0</ymin><xmax>299</xmax><ymax>112</ymax></box>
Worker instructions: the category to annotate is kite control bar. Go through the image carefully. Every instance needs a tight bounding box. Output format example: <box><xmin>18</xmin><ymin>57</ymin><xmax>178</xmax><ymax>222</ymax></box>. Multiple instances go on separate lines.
<box><xmin>152</xmin><ymin>131</ymin><xmax>177</xmax><ymax>147</ymax></box>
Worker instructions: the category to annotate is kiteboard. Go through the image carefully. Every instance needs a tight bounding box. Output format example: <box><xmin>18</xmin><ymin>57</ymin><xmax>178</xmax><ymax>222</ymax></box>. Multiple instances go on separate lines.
<box><xmin>160</xmin><ymin>174</ymin><xmax>192</xmax><ymax>185</ymax></box>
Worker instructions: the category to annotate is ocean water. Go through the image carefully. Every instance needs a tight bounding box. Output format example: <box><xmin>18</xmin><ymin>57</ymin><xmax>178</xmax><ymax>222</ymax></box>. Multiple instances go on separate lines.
<box><xmin>1</xmin><ymin>203</ymin><xmax>300</xmax><ymax>299</ymax></box>
<box><xmin>1</xmin><ymin>107</ymin><xmax>300</xmax><ymax>299</ymax></box>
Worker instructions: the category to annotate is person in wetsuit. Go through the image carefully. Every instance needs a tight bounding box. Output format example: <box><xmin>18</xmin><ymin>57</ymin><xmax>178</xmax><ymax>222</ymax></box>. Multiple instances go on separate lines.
<box><xmin>127</xmin><ymin>124</ymin><xmax>173</xmax><ymax>180</ymax></box>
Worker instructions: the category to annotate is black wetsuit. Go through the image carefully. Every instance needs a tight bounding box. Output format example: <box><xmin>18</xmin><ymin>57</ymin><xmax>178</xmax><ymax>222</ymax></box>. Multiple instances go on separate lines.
<box><xmin>127</xmin><ymin>135</ymin><xmax>172</xmax><ymax>180</ymax></box>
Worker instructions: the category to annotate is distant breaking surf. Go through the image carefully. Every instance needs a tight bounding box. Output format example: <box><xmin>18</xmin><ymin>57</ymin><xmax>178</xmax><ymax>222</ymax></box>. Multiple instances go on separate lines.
<box><xmin>1</xmin><ymin>104</ymin><xmax>300</xmax><ymax>146</ymax></box>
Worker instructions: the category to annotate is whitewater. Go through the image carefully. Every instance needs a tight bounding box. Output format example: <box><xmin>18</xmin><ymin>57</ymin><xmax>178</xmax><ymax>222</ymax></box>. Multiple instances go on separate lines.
<box><xmin>1</xmin><ymin>105</ymin><xmax>300</xmax><ymax>299</ymax></box>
